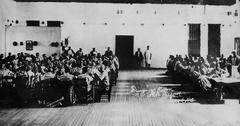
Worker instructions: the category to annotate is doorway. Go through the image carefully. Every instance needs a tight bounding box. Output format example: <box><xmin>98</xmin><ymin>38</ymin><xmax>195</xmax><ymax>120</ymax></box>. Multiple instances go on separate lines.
<box><xmin>234</xmin><ymin>37</ymin><xmax>240</xmax><ymax>56</ymax></box>
<box><xmin>115</xmin><ymin>35</ymin><xmax>134</xmax><ymax>69</ymax></box>
<box><xmin>208</xmin><ymin>24</ymin><xmax>221</xmax><ymax>57</ymax></box>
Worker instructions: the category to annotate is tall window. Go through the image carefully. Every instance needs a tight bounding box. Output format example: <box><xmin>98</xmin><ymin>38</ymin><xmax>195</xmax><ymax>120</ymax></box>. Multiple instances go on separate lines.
<box><xmin>188</xmin><ymin>24</ymin><xmax>201</xmax><ymax>56</ymax></box>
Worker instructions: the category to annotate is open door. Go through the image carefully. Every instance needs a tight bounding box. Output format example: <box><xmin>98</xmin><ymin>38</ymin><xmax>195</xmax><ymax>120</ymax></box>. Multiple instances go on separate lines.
<box><xmin>115</xmin><ymin>35</ymin><xmax>134</xmax><ymax>69</ymax></box>
<box><xmin>208</xmin><ymin>24</ymin><xmax>221</xmax><ymax>57</ymax></box>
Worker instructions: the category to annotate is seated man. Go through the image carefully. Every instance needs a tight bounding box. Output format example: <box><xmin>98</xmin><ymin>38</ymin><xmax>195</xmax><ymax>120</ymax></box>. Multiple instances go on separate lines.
<box><xmin>2</xmin><ymin>64</ymin><xmax>14</xmax><ymax>77</ymax></box>
<box><xmin>77</xmin><ymin>67</ymin><xmax>94</xmax><ymax>92</ymax></box>
<box><xmin>0</xmin><ymin>64</ymin><xmax>3</xmax><ymax>87</ymax></box>
<box><xmin>92</xmin><ymin>64</ymin><xmax>110</xmax><ymax>102</ymax></box>
<box><xmin>76</xmin><ymin>48</ymin><xmax>84</xmax><ymax>58</ymax></box>
<box><xmin>108</xmin><ymin>56</ymin><xmax>119</xmax><ymax>86</ymax></box>
<box><xmin>166</xmin><ymin>55</ymin><xmax>175</xmax><ymax>74</ymax></box>
<box><xmin>52</xmin><ymin>66</ymin><xmax>74</xmax><ymax>104</ymax></box>
<box><xmin>26</xmin><ymin>66</ymin><xmax>35</xmax><ymax>88</ymax></box>
<box><xmin>41</xmin><ymin>66</ymin><xmax>55</xmax><ymax>78</ymax></box>
<box><xmin>90</xmin><ymin>48</ymin><xmax>97</xmax><ymax>57</ymax></box>
<box><xmin>55</xmin><ymin>66</ymin><xmax>73</xmax><ymax>81</ymax></box>
<box><xmin>2</xmin><ymin>64</ymin><xmax>15</xmax><ymax>87</ymax></box>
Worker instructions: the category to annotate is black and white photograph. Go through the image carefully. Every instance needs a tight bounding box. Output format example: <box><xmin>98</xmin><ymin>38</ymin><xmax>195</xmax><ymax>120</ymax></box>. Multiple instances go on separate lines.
<box><xmin>0</xmin><ymin>0</ymin><xmax>240</xmax><ymax>125</ymax></box>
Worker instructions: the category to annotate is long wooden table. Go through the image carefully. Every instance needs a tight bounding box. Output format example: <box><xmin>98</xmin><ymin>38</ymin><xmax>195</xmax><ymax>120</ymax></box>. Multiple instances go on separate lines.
<box><xmin>212</xmin><ymin>77</ymin><xmax>240</xmax><ymax>100</ymax></box>
<box><xmin>213</xmin><ymin>78</ymin><xmax>240</xmax><ymax>85</ymax></box>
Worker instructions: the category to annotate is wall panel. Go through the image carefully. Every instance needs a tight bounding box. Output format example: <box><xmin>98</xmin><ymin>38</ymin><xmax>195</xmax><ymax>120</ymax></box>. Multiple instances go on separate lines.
<box><xmin>6</xmin><ymin>26</ymin><xmax>61</xmax><ymax>56</ymax></box>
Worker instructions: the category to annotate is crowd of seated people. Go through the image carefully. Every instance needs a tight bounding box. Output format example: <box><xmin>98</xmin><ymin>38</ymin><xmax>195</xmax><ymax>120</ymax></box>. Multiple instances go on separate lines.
<box><xmin>0</xmin><ymin>47</ymin><xmax>119</xmax><ymax>107</ymax></box>
<box><xmin>166</xmin><ymin>54</ymin><xmax>236</xmax><ymax>100</ymax></box>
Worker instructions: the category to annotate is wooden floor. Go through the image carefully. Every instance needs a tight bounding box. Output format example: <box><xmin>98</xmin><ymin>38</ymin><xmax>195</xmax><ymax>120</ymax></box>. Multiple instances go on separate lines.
<box><xmin>0</xmin><ymin>70</ymin><xmax>240</xmax><ymax>126</ymax></box>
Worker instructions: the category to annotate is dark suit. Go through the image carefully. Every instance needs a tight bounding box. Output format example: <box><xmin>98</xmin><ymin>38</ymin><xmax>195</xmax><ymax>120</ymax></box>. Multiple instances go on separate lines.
<box><xmin>232</xmin><ymin>55</ymin><xmax>240</xmax><ymax>77</ymax></box>
<box><xmin>134</xmin><ymin>51</ymin><xmax>143</xmax><ymax>68</ymax></box>
<box><xmin>226</xmin><ymin>56</ymin><xmax>232</xmax><ymax>76</ymax></box>
<box><xmin>232</xmin><ymin>55</ymin><xmax>240</xmax><ymax>66</ymax></box>
<box><xmin>105</xmin><ymin>50</ymin><xmax>113</xmax><ymax>57</ymax></box>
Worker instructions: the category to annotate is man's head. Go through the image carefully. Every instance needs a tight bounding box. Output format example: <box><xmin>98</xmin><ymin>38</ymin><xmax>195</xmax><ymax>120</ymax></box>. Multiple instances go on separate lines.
<box><xmin>79</xmin><ymin>48</ymin><xmax>82</xmax><ymax>51</ymax></box>
<box><xmin>147</xmin><ymin>46</ymin><xmax>150</xmax><ymax>50</ymax></box>
<box><xmin>138</xmin><ymin>48</ymin><xmax>140</xmax><ymax>51</ymax></box>
<box><xmin>107</xmin><ymin>47</ymin><xmax>110</xmax><ymax>51</ymax></box>
<box><xmin>232</xmin><ymin>51</ymin><xmax>236</xmax><ymax>57</ymax></box>
<box><xmin>109</xmin><ymin>55</ymin><xmax>113</xmax><ymax>60</ymax></box>
<box><xmin>92</xmin><ymin>48</ymin><xmax>95</xmax><ymax>51</ymax></box>
<box><xmin>36</xmin><ymin>53</ymin><xmax>39</xmax><ymax>57</ymax></box>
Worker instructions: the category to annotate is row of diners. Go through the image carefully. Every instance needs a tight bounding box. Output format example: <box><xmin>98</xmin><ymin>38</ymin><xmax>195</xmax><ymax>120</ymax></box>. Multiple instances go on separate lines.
<box><xmin>0</xmin><ymin>46</ymin><xmax>119</xmax><ymax>107</ymax></box>
<box><xmin>166</xmin><ymin>52</ymin><xmax>240</xmax><ymax>102</ymax></box>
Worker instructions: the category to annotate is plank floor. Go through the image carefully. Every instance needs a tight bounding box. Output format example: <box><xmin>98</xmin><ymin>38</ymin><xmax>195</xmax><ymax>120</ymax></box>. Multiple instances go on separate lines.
<box><xmin>0</xmin><ymin>70</ymin><xmax>240</xmax><ymax>126</ymax></box>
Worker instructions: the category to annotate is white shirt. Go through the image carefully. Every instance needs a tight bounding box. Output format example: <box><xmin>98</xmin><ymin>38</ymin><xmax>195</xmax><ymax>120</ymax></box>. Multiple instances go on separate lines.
<box><xmin>144</xmin><ymin>50</ymin><xmax>152</xmax><ymax>64</ymax></box>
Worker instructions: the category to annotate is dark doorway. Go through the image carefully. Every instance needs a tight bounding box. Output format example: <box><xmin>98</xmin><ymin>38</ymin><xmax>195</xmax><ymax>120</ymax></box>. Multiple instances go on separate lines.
<box><xmin>188</xmin><ymin>24</ymin><xmax>201</xmax><ymax>56</ymax></box>
<box><xmin>115</xmin><ymin>35</ymin><xmax>134</xmax><ymax>69</ymax></box>
<box><xmin>208</xmin><ymin>24</ymin><xmax>221</xmax><ymax>57</ymax></box>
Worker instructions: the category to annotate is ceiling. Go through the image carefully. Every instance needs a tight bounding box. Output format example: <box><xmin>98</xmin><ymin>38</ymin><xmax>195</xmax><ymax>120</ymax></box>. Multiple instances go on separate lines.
<box><xmin>14</xmin><ymin>0</ymin><xmax>236</xmax><ymax>5</ymax></box>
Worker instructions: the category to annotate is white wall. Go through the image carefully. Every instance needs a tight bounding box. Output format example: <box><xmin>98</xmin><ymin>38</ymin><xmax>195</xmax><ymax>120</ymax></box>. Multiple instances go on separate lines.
<box><xmin>6</xmin><ymin>26</ymin><xmax>61</xmax><ymax>56</ymax></box>
<box><xmin>0</xmin><ymin>0</ymin><xmax>16</xmax><ymax>56</ymax></box>
<box><xmin>1</xmin><ymin>1</ymin><xmax>240</xmax><ymax>67</ymax></box>
<box><xmin>0</xmin><ymin>8</ymin><xmax>3</xmax><ymax>54</ymax></box>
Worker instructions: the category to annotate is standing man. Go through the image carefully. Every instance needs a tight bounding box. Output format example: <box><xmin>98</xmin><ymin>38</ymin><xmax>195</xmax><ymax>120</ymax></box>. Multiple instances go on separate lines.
<box><xmin>134</xmin><ymin>48</ymin><xmax>143</xmax><ymax>68</ymax></box>
<box><xmin>104</xmin><ymin>47</ymin><xmax>113</xmax><ymax>58</ymax></box>
<box><xmin>226</xmin><ymin>55</ymin><xmax>232</xmax><ymax>77</ymax></box>
<box><xmin>144</xmin><ymin>46</ymin><xmax>152</xmax><ymax>68</ymax></box>
<box><xmin>231</xmin><ymin>51</ymin><xmax>240</xmax><ymax>78</ymax></box>
<box><xmin>232</xmin><ymin>51</ymin><xmax>240</xmax><ymax>65</ymax></box>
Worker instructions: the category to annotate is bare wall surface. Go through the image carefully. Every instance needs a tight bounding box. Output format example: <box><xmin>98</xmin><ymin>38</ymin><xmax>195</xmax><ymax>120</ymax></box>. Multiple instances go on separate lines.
<box><xmin>6</xmin><ymin>26</ymin><xmax>61</xmax><ymax>56</ymax></box>
<box><xmin>0</xmin><ymin>0</ymin><xmax>16</xmax><ymax>55</ymax></box>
